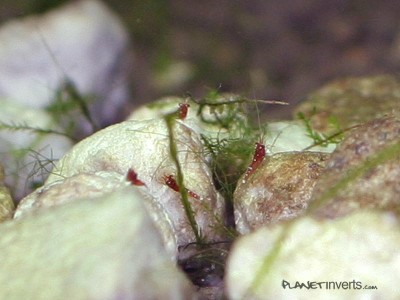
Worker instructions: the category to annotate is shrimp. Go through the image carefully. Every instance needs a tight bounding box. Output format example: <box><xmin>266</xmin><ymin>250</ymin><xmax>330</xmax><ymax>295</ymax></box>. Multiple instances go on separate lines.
<box><xmin>126</xmin><ymin>168</ymin><xmax>146</xmax><ymax>186</ymax></box>
<box><xmin>243</xmin><ymin>142</ymin><xmax>266</xmax><ymax>181</ymax></box>
<box><xmin>178</xmin><ymin>102</ymin><xmax>190</xmax><ymax>120</ymax></box>
<box><xmin>163</xmin><ymin>174</ymin><xmax>201</xmax><ymax>200</ymax></box>
<box><xmin>241</xmin><ymin>98</ymin><xmax>270</xmax><ymax>182</ymax></box>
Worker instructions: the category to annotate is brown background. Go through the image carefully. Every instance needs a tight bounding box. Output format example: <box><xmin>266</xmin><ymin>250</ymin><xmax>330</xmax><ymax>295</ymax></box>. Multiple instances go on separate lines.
<box><xmin>2</xmin><ymin>0</ymin><xmax>400</xmax><ymax>119</ymax></box>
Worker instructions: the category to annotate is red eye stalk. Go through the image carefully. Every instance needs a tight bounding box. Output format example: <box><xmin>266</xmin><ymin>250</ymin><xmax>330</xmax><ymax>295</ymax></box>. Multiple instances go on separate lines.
<box><xmin>127</xmin><ymin>168</ymin><xmax>146</xmax><ymax>186</ymax></box>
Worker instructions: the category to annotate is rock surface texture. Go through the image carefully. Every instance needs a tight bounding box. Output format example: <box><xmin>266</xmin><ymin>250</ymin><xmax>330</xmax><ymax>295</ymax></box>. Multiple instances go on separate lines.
<box><xmin>0</xmin><ymin>188</ymin><xmax>195</xmax><ymax>299</ymax></box>
<box><xmin>263</xmin><ymin>120</ymin><xmax>337</xmax><ymax>154</ymax></box>
<box><xmin>14</xmin><ymin>172</ymin><xmax>125</xmax><ymax>218</ymax></box>
<box><xmin>294</xmin><ymin>75</ymin><xmax>400</xmax><ymax>134</ymax></box>
<box><xmin>234</xmin><ymin>151</ymin><xmax>329</xmax><ymax>233</ymax></box>
<box><xmin>310</xmin><ymin>116</ymin><xmax>400</xmax><ymax>218</ymax></box>
<box><xmin>226</xmin><ymin>211</ymin><xmax>400</xmax><ymax>300</ymax></box>
<box><xmin>19</xmin><ymin>119</ymin><xmax>226</xmax><ymax>249</ymax></box>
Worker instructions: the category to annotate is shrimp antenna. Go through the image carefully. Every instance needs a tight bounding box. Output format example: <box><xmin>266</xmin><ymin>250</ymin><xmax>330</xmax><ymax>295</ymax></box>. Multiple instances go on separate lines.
<box><xmin>252</xmin><ymin>98</ymin><xmax>266</xmax><ymax>143</ymax></box>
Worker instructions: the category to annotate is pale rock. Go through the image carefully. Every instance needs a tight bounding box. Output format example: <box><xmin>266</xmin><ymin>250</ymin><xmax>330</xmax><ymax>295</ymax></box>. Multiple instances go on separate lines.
<box><xmin>310</xmin><ymin>116</ymin><xmax>400</xmax><ymax>218</ymax></box>
<box><xmin>232</xmin><ymin>118</ymin><xmax>340</xmax><ymax>234</ymax></box>
<box><xmin>226</xmin><ymin>211</ymin><xmax>400</xmax><ymax>300</ymax></box>
<box><xmin>128</xmin><ymin>96</ymin><xmax>197</xmax><ymax>121</ymax></box>
<box><xmin>234</xmin><ymin>151</ymin><xmax>329</xmax><ymax>234</ymax></box>
<box><xmin>294</xmin><ymin>75</ymin><xmax>400</xmax><ymax>134</ymax></box>
<box><xmin>0</xmin><ymin>0</ymin><xmax>132</xmax><ymax>199</ymax></box>
<box><xmin>263</xmin><ymin>120</ymin><xmax>337</xmax><ymax>154</ymax></box>
<box><xmin>127</xmin><ymin>94</ymin><xmax>249</xmax><ymax>140</ymax></box>
<box><xmin>44</xmin><ymin>119</ymin><xmax>226</xmax><ymax>247</ymax></box>
<box><xmin>13</xmin><ymin>171</ymin><xmax>124</xmax><ymax>219</ymax></box>
<box><xmin>14</xmin><ymin>171</ymin><xmax>178</xmax><ymax>258</ymax></box>
<box><xmin>0</xmin><ymin>0</ymin><xmax>131</xmax><ymax>127</ymax></box>
<box><xmin>0</xmin><ymin>187</ymin><xmax>196</xmax><ymax>299</ymax></box>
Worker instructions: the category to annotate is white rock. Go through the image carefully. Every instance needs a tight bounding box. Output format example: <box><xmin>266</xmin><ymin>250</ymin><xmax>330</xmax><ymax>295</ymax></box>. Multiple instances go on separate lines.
<box><xmin>225</xmin><ymin>211</ymin><xmax>400</xmax><ymax>300</ymax></box>
<box><xmin>0</xmin><ymin>187</ymin><xmax>196</xmax><ymax>299</ymax></box>
<box><xmin>128</xmin><ymin>96</ymin><xmax>198</xmax><ymax>121</ymax></box>
<box><xmin>13</xmin><ymin>171</ymin><xmax>125</xmax><ymax>219</ymax></box>
<box><xmin>14</xmin><ymin>171</ymin><xmax>178</xmax><ymax>258</ymax></box>
<box><xmin>44</xmin><ymin>119</ymin><xmax>226</xmax><ymax>247</ymax></box>
<box><xmin>263</xmin><ymin>121</ymin><xmax>336</xmax><ymax>154</ymax></box>
<box><xmin>127</xmin><ymin>94</ymin><xmax>248</xmax><ymax>140</ymax></box>
<box><xmin>0</xmin><ymin>0</ymin><xmax>132</xmax><ymax>199</ymax></box>
<box><xmin>0</xmin><ymin>0</ymin><xmax>131</xmax><ymax>127</ymax></box>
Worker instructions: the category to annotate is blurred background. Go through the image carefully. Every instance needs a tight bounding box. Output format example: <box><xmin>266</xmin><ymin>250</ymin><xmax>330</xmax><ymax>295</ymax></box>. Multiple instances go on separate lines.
<box><xmin>2</xmin><ymin>0</ymin><xmax>400</xmax><ymax>119</ymax></box>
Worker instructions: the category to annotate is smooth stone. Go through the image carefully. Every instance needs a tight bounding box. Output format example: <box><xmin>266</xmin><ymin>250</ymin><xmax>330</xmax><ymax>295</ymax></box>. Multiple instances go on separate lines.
<box><xmin>0</xmin><ymin>187</ymin><xmax>196</xmax><ymax>299</ymax></box>
<box><xmin>226</xmin><ymin>211</ymin><xmax>400</xmax><ymax>300</ymax></box>
<box><xmin>310</xmin><ymin>116</ymin><xmax>400</xmax><ymax>218</ymax></box>
<box><xmin>234</xmin><ymin>151</ymin><xmax>329</xmax><ymax>234</ymax></box>
<box><xmin>44</xmin><ymin>119</ymin><xmax>226</xmax><ymax>247</ymax></box>
<box><xmin>294</xmin><ymin>75</ymin><xmax>400</xmax><ymax>134</ymax></box>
